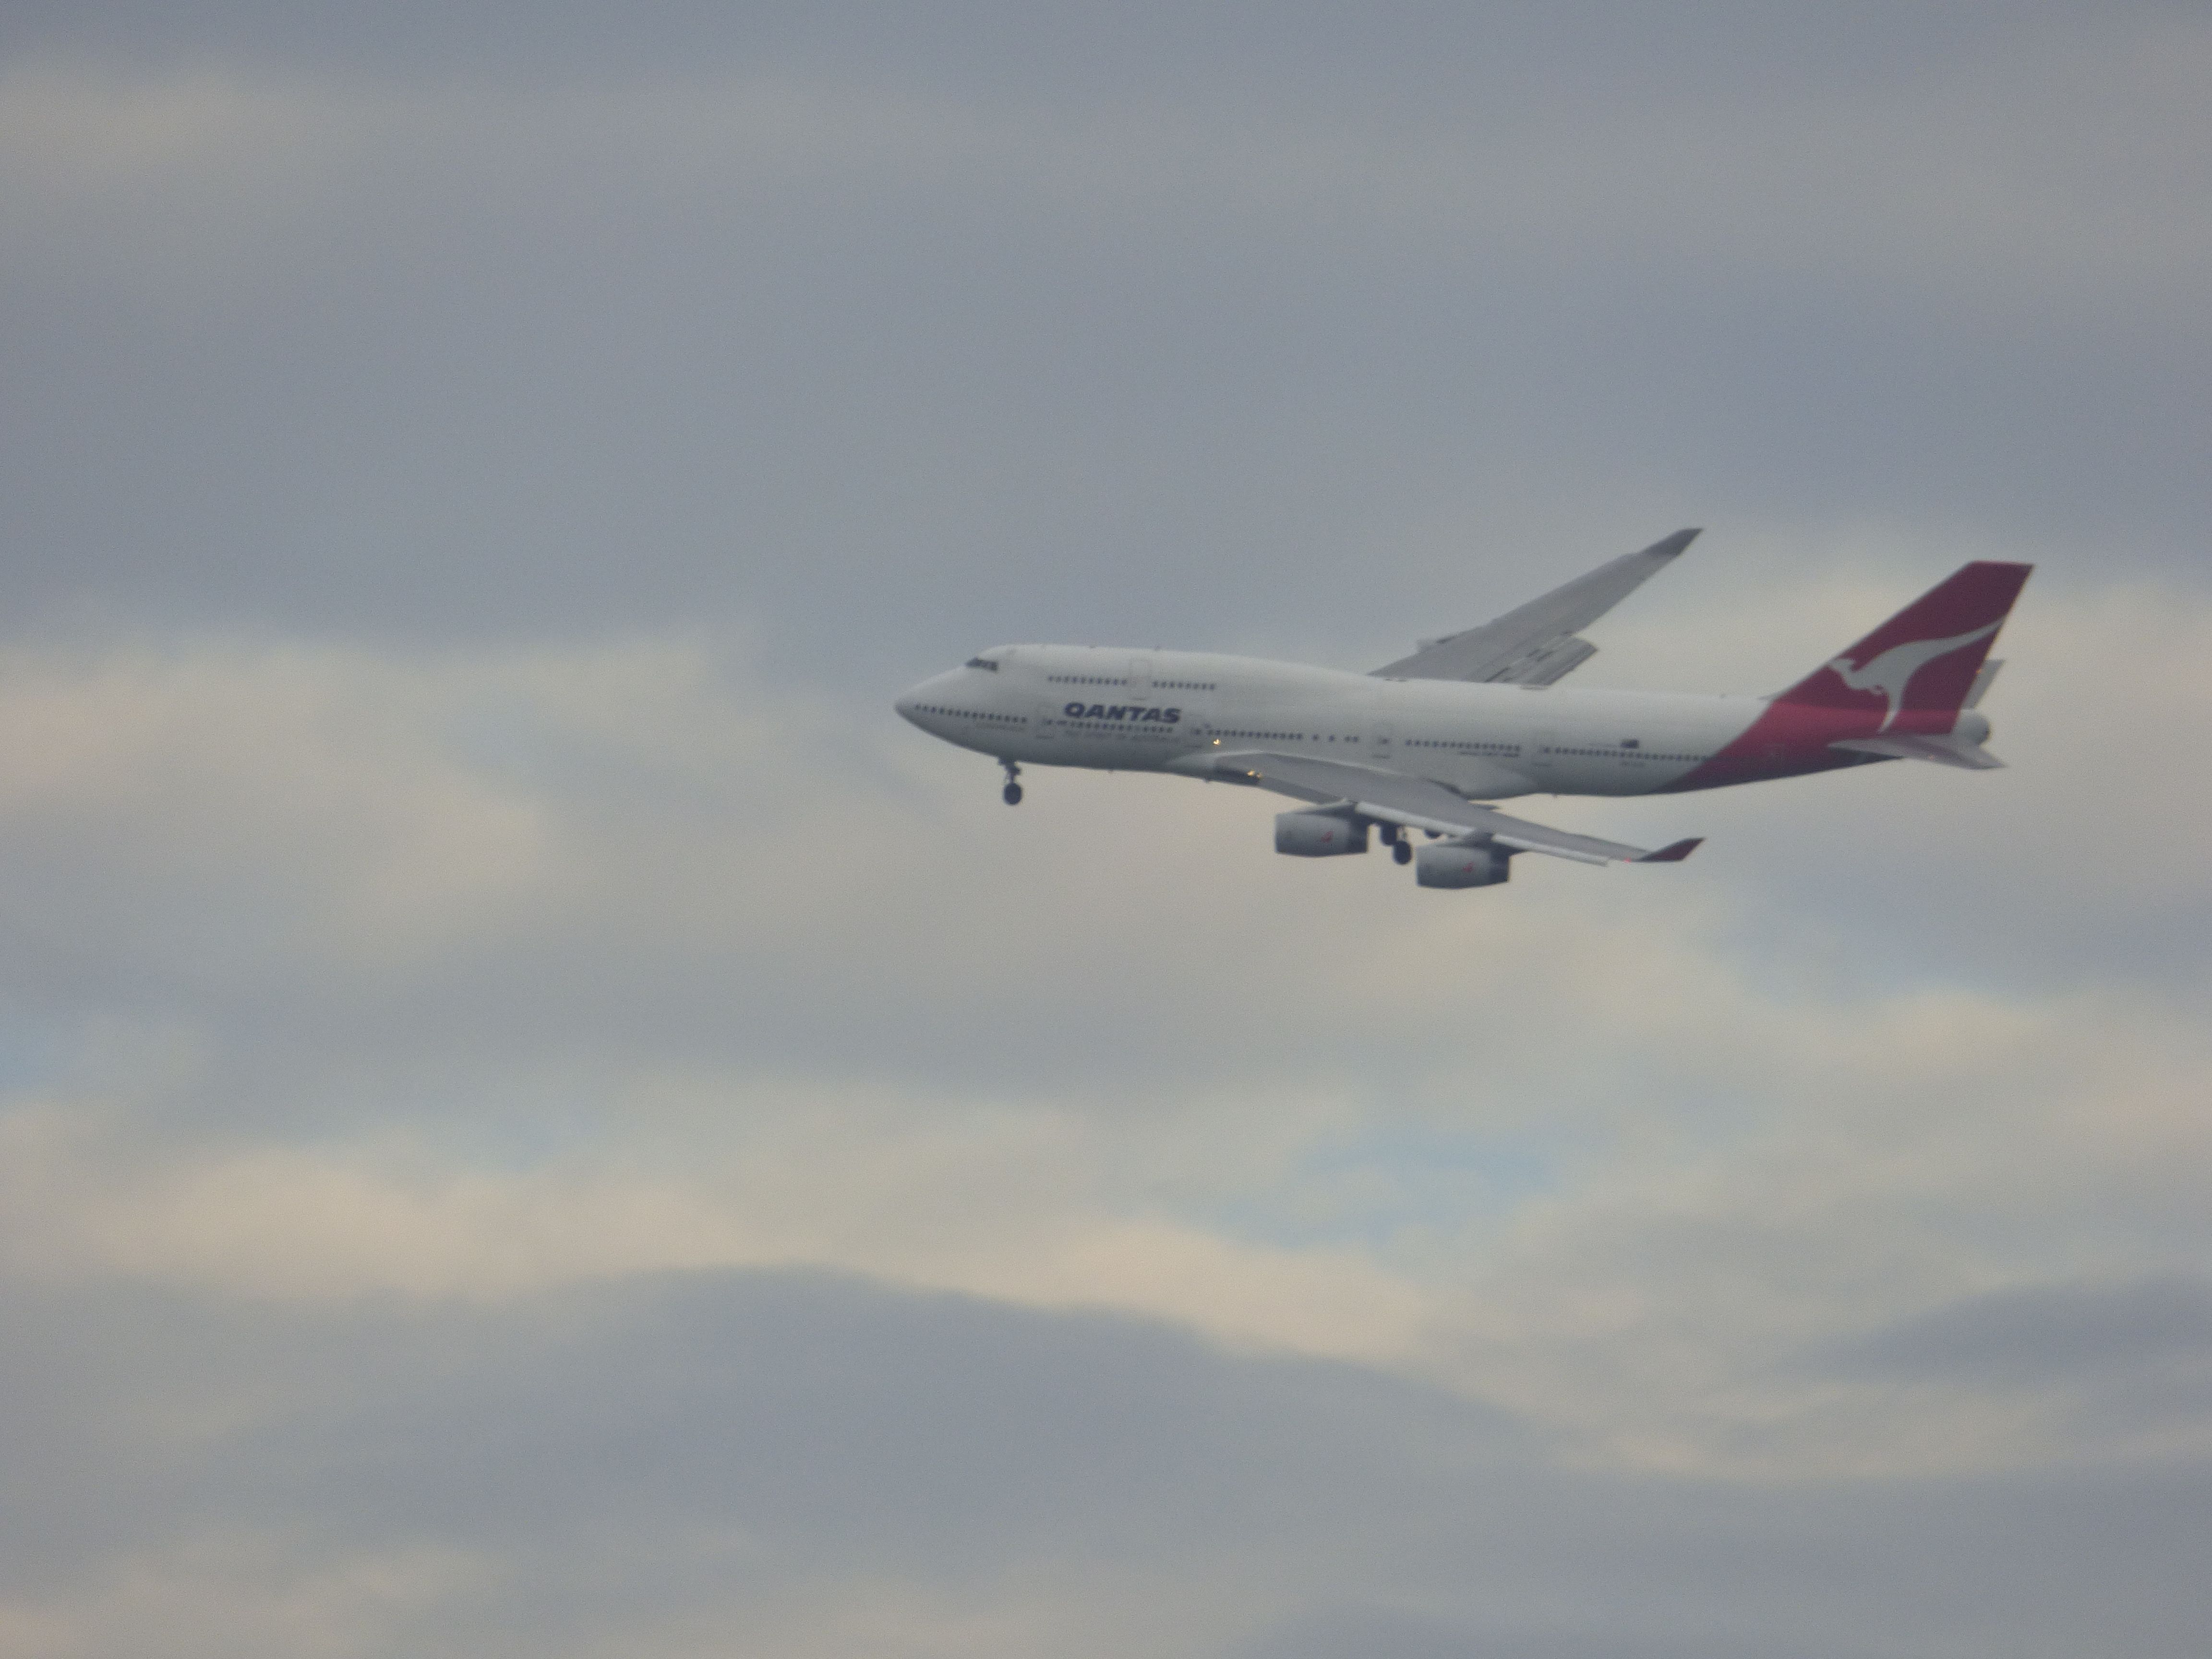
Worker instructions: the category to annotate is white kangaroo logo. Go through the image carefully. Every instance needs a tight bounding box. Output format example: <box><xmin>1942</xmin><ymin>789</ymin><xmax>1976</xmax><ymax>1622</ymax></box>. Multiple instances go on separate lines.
<box><xmin>1826</xmin><ymin>621</ymin><xmax>1999</xmax><ymax>731</ymax></box>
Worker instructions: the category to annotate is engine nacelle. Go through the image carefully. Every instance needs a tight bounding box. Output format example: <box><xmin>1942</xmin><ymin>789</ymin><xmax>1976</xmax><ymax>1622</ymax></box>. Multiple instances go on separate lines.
<box><xmin>1274</xmin><ymin>810</ymin><xmax>1370</xmax><ymax>857</ymax></box>
<box><xmin>1416</xmin><ymin>840</ymin><xmax>1510</xmax><ymax>889</ymax></box>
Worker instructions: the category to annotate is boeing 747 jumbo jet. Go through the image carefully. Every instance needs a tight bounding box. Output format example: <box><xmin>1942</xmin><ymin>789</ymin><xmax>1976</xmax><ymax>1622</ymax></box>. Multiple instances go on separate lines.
<box><xmin>895</xmin><ymin>532</ymin><xmax>2031</xmax><ymax>888</ymax></box>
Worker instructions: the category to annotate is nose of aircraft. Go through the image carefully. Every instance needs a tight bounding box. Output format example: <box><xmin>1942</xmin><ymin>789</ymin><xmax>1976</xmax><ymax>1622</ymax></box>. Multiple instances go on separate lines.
<box><xmin>894</xmin><ymin>671</ymin><xmax>951</xmax><ymax>727</ymax></box>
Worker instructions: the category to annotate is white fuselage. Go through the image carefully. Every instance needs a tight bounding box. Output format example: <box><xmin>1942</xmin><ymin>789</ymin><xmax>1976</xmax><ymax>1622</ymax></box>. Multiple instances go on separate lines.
<box><xmin>896</xmin><ymin>645</ymin><xmax>1778</xmax><ymax>799</ymax></box>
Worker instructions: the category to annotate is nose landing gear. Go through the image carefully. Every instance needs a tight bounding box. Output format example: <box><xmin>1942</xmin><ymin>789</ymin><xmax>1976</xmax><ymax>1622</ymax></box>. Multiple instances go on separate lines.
<box><xmin>1000</xmin><ymin>760</ymin><xmax>1023</xmax><ymax>805</ymax></box>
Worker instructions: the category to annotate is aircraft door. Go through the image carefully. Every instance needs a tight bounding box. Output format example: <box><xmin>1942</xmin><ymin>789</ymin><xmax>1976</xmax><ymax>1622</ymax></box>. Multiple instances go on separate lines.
<box><xmin>1128</xmin><ymin>653</ymin><xmax>1155</xmax><ymax>702</ymax></box>
<box><xmin>1372</xmin><ymin>720</ymin><xmax>1393</xmax><ymax>761</ymax></box>
<box><xmin>1530</xmin><ymin>724</ymin><xmax>1558</xmax><ymax>771</ymax></box>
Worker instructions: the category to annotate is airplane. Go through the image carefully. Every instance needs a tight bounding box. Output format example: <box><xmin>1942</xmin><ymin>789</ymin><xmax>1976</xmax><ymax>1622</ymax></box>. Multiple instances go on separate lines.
<box><xmin>894</xmin><ymin>531</ymin><xmax>2031</xmax><ymax>888</ymax></box>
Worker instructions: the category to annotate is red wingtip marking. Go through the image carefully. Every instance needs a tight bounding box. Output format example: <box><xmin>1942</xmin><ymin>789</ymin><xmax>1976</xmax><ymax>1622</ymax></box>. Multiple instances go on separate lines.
<box><xmin>1637</xmin><ymin>838</ymin><xmax>1703</xmax><ymax>863</ymax></box>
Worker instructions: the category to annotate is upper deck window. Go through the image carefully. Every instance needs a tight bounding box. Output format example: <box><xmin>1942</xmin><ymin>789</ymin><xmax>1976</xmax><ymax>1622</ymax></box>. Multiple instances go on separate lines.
<box><xmin>964</xmin><ymin>656</ymin><xmax>999</xmax><ymax>672</ymax></box>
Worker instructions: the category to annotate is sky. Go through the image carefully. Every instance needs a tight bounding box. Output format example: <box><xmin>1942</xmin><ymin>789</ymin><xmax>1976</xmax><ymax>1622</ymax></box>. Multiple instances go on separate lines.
<box><xmin>2</xmin><ymin>5</ymin><xmax>2210</xmax><ymax>1655</ymax></box>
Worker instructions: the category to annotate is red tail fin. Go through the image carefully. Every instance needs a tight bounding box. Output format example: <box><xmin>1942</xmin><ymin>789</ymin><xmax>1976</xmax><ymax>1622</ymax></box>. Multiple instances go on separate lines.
<box><xmin>1775</xmin><ymin>561</ymin><xmax>2031</xmax><ymax>733</ymax></box>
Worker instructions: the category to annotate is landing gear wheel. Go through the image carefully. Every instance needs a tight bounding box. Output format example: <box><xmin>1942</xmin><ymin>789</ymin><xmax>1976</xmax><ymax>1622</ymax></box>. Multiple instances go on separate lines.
<box><xmin>1002</xmin><ymin>781</ymin><xmax>1023</xmax><ymax>806</ymax></box>
<box><xmin>1392</xmin><ymin>840</ymin><xmax>1412</xmax><ymax>866</ymax></box>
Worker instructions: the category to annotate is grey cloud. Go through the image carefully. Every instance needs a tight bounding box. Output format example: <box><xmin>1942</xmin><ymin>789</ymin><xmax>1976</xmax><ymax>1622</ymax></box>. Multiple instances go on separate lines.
<box><xmin>1821</xmin><ymin>1276</ymin><xmax>2212</xmax><ymax>1395</ymax></box>
<box><xmin>0</xmin><ymin>2</ymin><xmax>2148</xmax><ymax>86</ymax></box>
<box><xmin>1239</xmin><ymin>1609</ymin><xmax>1871</xmax><ymax>1659</ymax></box>
<box><xmin>4</xmin><ymin>1269</ymin><xmax>2210</xmax><ymax>1658</ymax></box>
<box><xmin>2</xmin><ymin>7</ymin><xmax>2208</xmax><ymax>674</ymax></box>
<box><xmin>1799</xmin><ymin>1278</ymin><xmax>2212</xmax><ymax>1462</ymax></box>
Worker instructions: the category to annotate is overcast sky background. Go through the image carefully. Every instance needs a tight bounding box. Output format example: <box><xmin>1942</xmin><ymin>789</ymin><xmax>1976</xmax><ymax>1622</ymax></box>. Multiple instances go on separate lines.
<box><xmin>3</xmin><ymin>5</ymin><xmax>2211</xmax><ymax>1656</ymax></box>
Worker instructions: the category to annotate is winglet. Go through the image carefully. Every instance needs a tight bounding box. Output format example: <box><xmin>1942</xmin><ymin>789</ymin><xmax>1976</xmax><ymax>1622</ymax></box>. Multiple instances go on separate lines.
<box><xmin>1635</xmin><ymin>838</ymin><xmax>1703</xmax><ymax>863</ymax></box>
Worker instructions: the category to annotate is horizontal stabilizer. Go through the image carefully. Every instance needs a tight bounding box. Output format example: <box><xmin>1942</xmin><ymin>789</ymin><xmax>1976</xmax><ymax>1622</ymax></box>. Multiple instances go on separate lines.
<box><xmin>1831</xmin><ymin>734</ymin><xmax>2004</xmax><ymax>770</ymax></box>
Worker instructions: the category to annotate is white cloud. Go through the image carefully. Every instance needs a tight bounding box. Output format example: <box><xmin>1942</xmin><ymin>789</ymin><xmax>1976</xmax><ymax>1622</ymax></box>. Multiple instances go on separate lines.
<box><xmin>0</xmin><ymin>582</ymin><xmax>2204</xmax><ymax>1481</ymax></box>
<box><xmin>0</xmin><ymin>1535</ymin><xmax>498</xmax><ymax>1659</ymax></box>
<box><xmin>0</xmin><ymin>1094</ymin><xmax>1429</xmax><ymax>1366</ymax></box>
<box><xmin>0</xmin><ymin>639</ymin><xmax>559</xmax><ymax>980</ymax></box>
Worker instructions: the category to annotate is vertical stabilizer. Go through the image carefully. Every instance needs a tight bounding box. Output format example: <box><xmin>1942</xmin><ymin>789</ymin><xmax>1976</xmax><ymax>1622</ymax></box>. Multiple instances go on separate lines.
<box><xmin>1774</xmin><ymin>561</ymin><xmax>2031</xmax><ymax>733</ymax></box>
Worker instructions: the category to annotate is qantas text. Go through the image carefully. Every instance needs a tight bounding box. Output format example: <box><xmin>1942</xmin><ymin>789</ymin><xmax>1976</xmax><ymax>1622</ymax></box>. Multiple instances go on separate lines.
<box><xmin>1062</xmin><ymin>703</ymin><xmax>1183</xmax><ymax>723</ymax></box>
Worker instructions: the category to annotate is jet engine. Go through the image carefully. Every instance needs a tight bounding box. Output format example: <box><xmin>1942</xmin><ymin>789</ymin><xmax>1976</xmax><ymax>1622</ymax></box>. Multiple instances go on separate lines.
<box><xmin>1416</xmin><ymin>841</ymin><xmax>1510</xmax><ymax>889</ymax></box>
<box><xmin>1274</xmin><ymin>811</ymin><xmax>1370</xmax><ymax>857</ymax></box>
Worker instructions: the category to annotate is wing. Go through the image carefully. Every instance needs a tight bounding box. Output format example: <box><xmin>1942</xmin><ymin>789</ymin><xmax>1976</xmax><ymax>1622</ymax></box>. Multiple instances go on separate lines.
<box><xmin>1371</xmin><ymin>528</ymin><xmax>1699</xmax><ymax>685</ymax></box>
<box><xmin>1166</xmin><ymin>749</ymin><xmax>1701</xmax><ymax>866</ymax></box>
